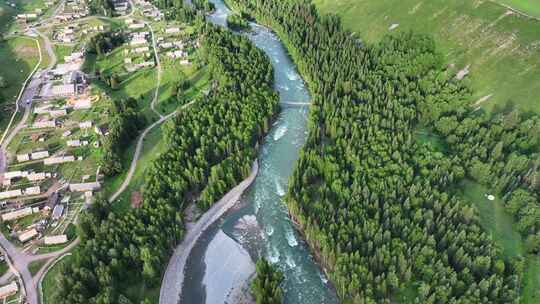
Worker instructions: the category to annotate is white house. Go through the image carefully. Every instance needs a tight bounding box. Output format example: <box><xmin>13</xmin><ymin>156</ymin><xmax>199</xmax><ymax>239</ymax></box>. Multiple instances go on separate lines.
<box><xmin>0</xmin><ymin>190</ymin><xmax>23</xmax><ymax>200</ymax></box>
<box><xmin>79</xmin><ymin>121</ymin><xmax>92</xmax><ymax>129</ymax></box>
<box><xmin>67</xmin><ymin>139</ymin><xmax>81</xmax><ymax>147</ymax></box>
<box><xmin>128</xmin><ymin>23</ymin><xmax>145</xmax><ymax>30</ymax></box>
<box><xmin>44</xmin><ymin>235</ymin><xmax>68</xmax><ymax>245</ymax></box>
<box><xmin>18</xmin><ymin>229</ymin><xmax>38</xmax><ymax>243</ymax></box>
<box><xmin>43</xmin><ymin>156</ymin><xmax>76</xmax><ymax>165</ymax></box>
<box><xmin>1</xmin><ymin>207</ymin><xmax>32</xmax><ymax>221</ymax></box>
<box><xmin>164</xmin><ymin>27</ymin><xmax>180</xmax><ymax>34</ymax></box>
<box><xmin>31</xmin><ymin>151</ymin><xmax>50</xmax><ymax>160</ymax></box>
<box><xmin>16</xmin><ymin>154</ymin><xmax>30</xmax><ymax>162</ymax></box>
<box><xmin>27</xmin><ymin>172</ymin><xmax>48</xmax><ymax>182</ymax></box>
<box><xmin>3</xmin><ymin>171</ymin><xmax>23</xmax><ymax>180</ymax></box>
<box><xmin>69</xmin><ymin>182</ymin><xmax>101</xmax><ymax>192</ymax></box>
<box><xmin>32</xmin><ymin>120</ymin><xmax>56</xmax><ymax>129</ymax></box>
<box><xmin>25</xmin><ymin>186</ymin><xmax>40</xmax><ymax>196</ymax></box>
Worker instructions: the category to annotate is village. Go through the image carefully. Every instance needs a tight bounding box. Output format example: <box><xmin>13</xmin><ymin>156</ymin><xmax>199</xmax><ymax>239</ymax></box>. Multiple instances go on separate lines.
<box><xmin>0</xmin><ymin>0</ymin><xmax>203</xmax><ymax>302</ymax></box>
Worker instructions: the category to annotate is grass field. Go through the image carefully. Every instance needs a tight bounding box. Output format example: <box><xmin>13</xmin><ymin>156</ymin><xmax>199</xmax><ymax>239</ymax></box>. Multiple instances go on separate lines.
<box><xmin>313</xmin><ymin>0</ymin><xmax>540</xmax><ymax>114</ymax></box>
<box><xmin>494</xmin><ymin>0</ymin><xmax>540</xmax><ymax>18</ymax></box>
<box><xmin>0</xmin><ymin>36</ymin><xmax>42</xmax><ymax>129</ymax></box>
<box><xmin>522</xmin><ymin>256</ymin><xmax>540</xmax><ymax>303</ymax></box>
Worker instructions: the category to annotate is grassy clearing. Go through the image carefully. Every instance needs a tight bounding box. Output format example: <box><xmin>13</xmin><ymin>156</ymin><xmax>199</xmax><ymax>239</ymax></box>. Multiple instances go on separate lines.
<box><xmin>460</xmin><ymin>180</ymin><xmax>523</xmax><ymax>257</ymax></box>
<box><xmin>415</xmin><ymin>127</ymin><xmax>447</xmax><ymax>153</ymax></box>
<box><xmin>41</xmin><ymin>255</ymin><xmax>72</xmax><ymax>304</ymax></box>
<box><xmin>313</xmin><ymin>0</ymin><xmax>540</xmax><ymax>114</ymax></box>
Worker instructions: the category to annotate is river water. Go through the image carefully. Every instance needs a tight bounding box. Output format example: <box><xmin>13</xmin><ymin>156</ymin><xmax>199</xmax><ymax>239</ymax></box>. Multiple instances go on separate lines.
<box><xmin>180</xmin><ymin>1</ymin><xmax>340</xmax><ymax>303</ymax></box>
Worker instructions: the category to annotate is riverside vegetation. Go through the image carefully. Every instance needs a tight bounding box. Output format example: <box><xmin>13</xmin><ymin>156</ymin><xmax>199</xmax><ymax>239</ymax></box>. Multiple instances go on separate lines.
<box><xmin>229</xmin><ymin>0</ymin><xmax>539</xmax><ymax>303</ymax></box>
<box><xmin>252</xmin><ymin>258</ymin><xmax>284</xmax><ymax>304</ymax></box>
<box><xmin>49</xmin><ymin>23</ymin><xmax>279</xmax><ymax>303</ymax></box>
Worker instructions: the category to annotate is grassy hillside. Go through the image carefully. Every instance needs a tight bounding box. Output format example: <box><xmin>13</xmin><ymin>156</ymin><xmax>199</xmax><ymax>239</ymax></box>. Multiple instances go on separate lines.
<box><xmin>494</xmin><ymin>0</ymin><xmax>540</xmax><ymax>18</ymax></box>
<box><xmin>313</xmin><ymin>0</ymin><xmax>540</xmax><ymax>114</ymax></box>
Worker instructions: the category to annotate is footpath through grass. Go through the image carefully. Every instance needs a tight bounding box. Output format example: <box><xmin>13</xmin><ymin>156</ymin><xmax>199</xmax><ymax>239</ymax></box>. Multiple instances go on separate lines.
<box><xmin>313</xmin><ymin>0</ymin><xmax>540</xmax><ymax>114</ymax></box>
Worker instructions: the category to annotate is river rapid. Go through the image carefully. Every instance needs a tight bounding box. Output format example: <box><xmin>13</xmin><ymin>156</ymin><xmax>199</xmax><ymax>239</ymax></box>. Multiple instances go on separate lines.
<box><xmin>180</xmin><ymin>1</ymin><xmax>340</xmax><ymax>303</ymax></box>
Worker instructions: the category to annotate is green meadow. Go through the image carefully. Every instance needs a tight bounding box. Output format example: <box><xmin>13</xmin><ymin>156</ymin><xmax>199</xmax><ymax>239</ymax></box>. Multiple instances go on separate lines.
<box><xmin>313</xmin><ymin>0</ymin><xmax>540</xmax><ymax>114</ymax></box>
<box><xmin>494</xmin><ymin>0</ymin><xmax>540</xmax><ymax>18</ymax></box>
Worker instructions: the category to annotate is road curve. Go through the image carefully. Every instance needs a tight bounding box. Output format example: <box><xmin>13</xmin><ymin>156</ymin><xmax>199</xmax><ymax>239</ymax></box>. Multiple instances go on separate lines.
<box><xmin>107</xmin><ymin>101</ymin><xmax>195</xmax><ymax>203</ymax></box>
<box><xmin>159</xmin><ymin>160</ymin><xmax>259</xmax><ymax>304</ymax></box>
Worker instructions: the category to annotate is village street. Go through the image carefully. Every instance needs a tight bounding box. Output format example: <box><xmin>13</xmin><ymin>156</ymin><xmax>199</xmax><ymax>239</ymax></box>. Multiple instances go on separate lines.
<box><xmin>0</xmin><ymin>0</ymin><xmax>201</xmax><ymax>301</ymax></box>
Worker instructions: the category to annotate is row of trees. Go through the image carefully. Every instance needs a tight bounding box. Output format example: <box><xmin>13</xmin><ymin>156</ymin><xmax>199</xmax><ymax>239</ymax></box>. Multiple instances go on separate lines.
<box><xmin>149</xmin><ymin>0</ymin><xmax>213</xmax><ymax>23</ymax></box>
<box><xmin>230</xmin><ymin>0</ymin><xmax>525</xmax><ymax>302</ymax></box>
<box><xmin>49</xmin><ymin>22</ymin><xmax>279</xmax><ymax>303</ymax></box>
<box><xmin>88</xmin><ymin>0</ymin><xmax>115</xmax><ymax>18</ymax></box>
<box><xmin>100</xmin><ymin>97</ymin><xmax>146</xmax><ymax>176</ymax></box>
<box><xmin>251</xmin><ymin>258</ymin><xmax>284</xmax><ymax>304</ymax></box>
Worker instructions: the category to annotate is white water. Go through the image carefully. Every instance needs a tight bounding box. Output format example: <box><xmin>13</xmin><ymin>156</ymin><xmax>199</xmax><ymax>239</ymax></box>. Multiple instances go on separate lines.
<box><xmin>273</xmin><ymin>125</ymin><xmax>288</xmax><ymax>141</ymax></box>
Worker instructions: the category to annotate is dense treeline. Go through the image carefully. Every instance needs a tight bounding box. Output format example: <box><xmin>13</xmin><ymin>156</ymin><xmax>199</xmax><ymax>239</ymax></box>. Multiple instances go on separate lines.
<box><xmin>100</xmin><ymin>97</ymin><xmax>146</xmax><ymax>176</ymax></box>
<box><xmin>50</xmin><ymin>24</ymin><xmax>278</xmax><ymax>303</ymax></box>
<box><xmin>230</xmin><ymin>0</ymin><xmax>527</xmax><ymax>302</ymax></box>
<box><xmin>87</xmin><ymin>30</ymin><xmax>126</xmax><ymax>56</ymax></box>
<box><xmin>251</xmin><ymin>258</ymin><xmax>284</xmax><ymax>304</ymax></box>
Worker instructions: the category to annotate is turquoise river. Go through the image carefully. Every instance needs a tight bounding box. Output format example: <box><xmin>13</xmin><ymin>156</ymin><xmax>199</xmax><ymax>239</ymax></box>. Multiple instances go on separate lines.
<box><xmin>180</xmin><ymin>1</ymin><xmax>340</xmax><ymax>303</ymax></box>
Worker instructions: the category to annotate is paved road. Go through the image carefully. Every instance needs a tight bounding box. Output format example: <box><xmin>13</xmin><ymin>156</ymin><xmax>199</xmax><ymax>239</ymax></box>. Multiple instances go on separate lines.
<box><xmin>159</xmin><ymin>161</ymin><xmax>259</xmax><ymax>304</ymax></box>
<box><xmin>147</xmin><ymin>22</ymin><xmax>163</xmax><ymax>118</ymax></box>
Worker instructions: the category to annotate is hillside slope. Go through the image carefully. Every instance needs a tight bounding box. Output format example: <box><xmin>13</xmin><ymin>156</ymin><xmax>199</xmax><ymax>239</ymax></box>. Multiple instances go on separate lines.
<box><xmin>313</xmin><ymin>0</ymin><xmax>540</xmax><ymax>114</ymax></box>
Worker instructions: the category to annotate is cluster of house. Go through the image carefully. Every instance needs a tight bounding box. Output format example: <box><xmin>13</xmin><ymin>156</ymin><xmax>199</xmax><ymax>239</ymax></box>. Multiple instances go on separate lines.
<box><xmin>1</xmin><ymin>181</ymin><xmax>101</xmax><ymax>243</ymax></box>
<box><xmin>1</xmin><ymin>171</ymin><xmax>52</xmax><ymax>187</ymax></box>
<box><xmin>157</xmin><ymin>27</ymin><xmax>192</xmax><ymax>65</ymax></box>
<box><xmin>54</xmin><ymin>22</ymin><xmax>106</xmax><ymax>43</ymax></box>
<box><xmin>133</xmin><ymin>0</ymin><xmax>163</xmax><ymax>20</ymax></box>
<box><xmin>124</xmin><ymin>19</ymin><xmax>156</xmax><ymax>72</ymax></box>
<box><xmin>0</xmin><ymin>192</ymin><xmax>75</xmax><ymax>244</ymax></box>
<box><xmin>55</xmin><ymin>0</ymin><xmax>89</xmax><ymax>22</ymax></box>
<box><xmin>40</xmin><ymin>52</ymin><xmax>88</xmax><ymax>99</ymax></box>
<box><xmin>15</xmin><ymin>1</ymin><xmax>50</xmax><ymax>22</ymax></box>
